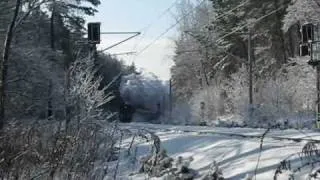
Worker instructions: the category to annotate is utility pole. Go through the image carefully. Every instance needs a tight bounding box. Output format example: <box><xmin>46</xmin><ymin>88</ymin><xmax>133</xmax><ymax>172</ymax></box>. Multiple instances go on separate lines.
<box><xmin>248</xmin><ymin>29</ymin><xmax>253</xmax><ymax>117</ymax></box>
<box><xmin>169</xmin><ymin>78</ymin><xmax>172</xmax><ymax>122</ymax></box>
<box><xmin>317</xmin><ymin>65</ymin><xmax>320</xmax><ymax>128</ymax></box>
<box><xmin>203</xmin><ymin>48</ymin><xmax>210</xmax><ymax>86</ymax></box>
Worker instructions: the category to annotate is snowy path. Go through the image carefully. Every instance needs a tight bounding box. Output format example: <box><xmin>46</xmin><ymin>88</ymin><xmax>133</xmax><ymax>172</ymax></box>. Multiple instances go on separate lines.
<box><xmin>115</xmin><ymin>123</ymin><xmax>320</xmax><ymax>180</ymax></box>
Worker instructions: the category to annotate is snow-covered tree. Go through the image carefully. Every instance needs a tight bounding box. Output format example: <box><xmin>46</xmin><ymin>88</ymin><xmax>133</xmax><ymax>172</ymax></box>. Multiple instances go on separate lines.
<box><xmin>169</xmin><ymin>0</ymin><xmax>319</xmax><ymax>126</ymax></box>
<box><xmin>283</xmin><ymin>0</ymin><xmax>320</xmax><ymax>32</ymax></box>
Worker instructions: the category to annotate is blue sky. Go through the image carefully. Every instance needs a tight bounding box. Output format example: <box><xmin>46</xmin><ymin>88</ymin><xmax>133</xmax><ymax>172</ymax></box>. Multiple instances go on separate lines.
<box><xmin>87</xmin><ymin>0</ymin><xmax>181</xmax><ymax>80</ymax></box>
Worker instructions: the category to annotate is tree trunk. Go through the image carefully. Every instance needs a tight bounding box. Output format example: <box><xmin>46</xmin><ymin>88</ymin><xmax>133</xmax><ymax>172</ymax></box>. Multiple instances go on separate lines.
<box><xmin>50</xmin><ymin>1</ymin><xmax>55</xmax><ymax>50</ymax></box>
<box><xmin>65</xmin><ymin>67</ymin><xmax>71</xmax><ymax>130</ymax></box>
<box><xmin>0</xmin><ymin>0</ymin><xmax>21</xmax><ymax>129</ymax></box>
<box><xmin>64</xmin><ymin>30</ymin><xmax>73</xmax><ymax>131</ymax></box>
<box><xmin>272</xmin><ymin>0</ymin><xmax>288</xmax><ymax>65</ymax></box>
<box><xmin>48</xmin><ymin>1</ymin><xmax>56</xmax><ymax>119</ymax></box>
<box><xmin>47</xmin><ymin>80</ymin><xmax>53</xmax><ymax>119</ymax></box>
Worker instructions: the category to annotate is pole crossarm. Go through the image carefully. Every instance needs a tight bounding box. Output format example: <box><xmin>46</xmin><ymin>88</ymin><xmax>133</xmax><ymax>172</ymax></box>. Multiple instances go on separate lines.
<box><xmin>98</xmin><ymin>32</ymin><xmax>141</xmax><ymax>53</ymax></box>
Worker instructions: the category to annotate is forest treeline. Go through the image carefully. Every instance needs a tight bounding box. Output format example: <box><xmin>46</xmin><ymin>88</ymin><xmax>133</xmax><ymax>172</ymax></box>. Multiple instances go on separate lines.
<box><xmin>0</xmin><ymin>0</ymin><xmax>138</xmax><ymax>125</ymax></box>
<box><xmin>171</xmin><ymin>0</ymin><xmax>318</xmax><ymax>126</ymax></box>
<box><xmin>0</xmin><ymin>1</ymin><xmax>138</xmax><ymax>178</ymax></box>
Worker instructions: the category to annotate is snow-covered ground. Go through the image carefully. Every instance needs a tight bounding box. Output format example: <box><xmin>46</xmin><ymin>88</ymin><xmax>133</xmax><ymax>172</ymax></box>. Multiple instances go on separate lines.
<box><xmin>110</xmin><ymin>123</ymin><xmax>320</xmax><ymax>180</ymax></box>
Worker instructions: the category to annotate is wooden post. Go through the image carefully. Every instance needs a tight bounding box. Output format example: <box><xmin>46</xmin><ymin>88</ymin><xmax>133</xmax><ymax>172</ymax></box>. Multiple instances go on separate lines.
<box><xmin>248</xmin><ymin>29</ymin><xmax>253</xmax><ymax>107</ymax></box>
<box><xmin>200</xmin><ymin>102</ymin><xmax>205</xmax><ymax>124</ymax></box>
<box><xmin>169</xmin><ymin>79</ymin><xmax>172</xmax><ymax>122</ymax></box>
<box><xmin>317</xmin><ymin>65</ymin><xmax>320</xmax><ymax>128</ymax></box>
<box><xmin>248</xmin><ymin>29</ymin><xmax>253</xmax><ymax>120</ymax></box>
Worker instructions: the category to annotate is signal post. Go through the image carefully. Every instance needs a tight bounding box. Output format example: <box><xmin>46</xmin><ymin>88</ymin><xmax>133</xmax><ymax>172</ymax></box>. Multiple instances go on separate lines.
<box><xmin>300</xmin><ymin>23</ymin><xmax>320</xmax><ymax>128</ymax></box>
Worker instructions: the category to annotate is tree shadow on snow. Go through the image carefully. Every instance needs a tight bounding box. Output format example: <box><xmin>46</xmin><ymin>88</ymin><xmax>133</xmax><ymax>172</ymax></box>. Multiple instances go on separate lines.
<box><xmin>196</xmin><ymin>144</ymin><xmax>285</xmax><ymax>178</ymax></box>
<box><xmin>225</xmin><ymin>156</ymin><xmax>303</xmax><ymax>180</ymax></box>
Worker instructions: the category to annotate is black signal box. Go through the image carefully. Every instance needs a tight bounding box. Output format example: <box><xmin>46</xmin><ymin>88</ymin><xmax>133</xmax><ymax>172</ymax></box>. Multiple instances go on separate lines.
<box><xmin>88</xmin><ymin>22</ymin><xmax>101</xmax><ymax>44</ymax></box>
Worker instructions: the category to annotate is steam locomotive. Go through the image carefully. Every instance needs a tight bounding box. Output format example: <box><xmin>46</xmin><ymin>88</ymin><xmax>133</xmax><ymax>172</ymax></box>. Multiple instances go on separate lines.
<box><xmin>118</xmin><ymin>102</ymin><xmax>161</xmax><ymax>123</ymax></box>
<box><xmin>119</xmin><ymin>103</ymin><xmax>135</xmax><ymax>122</ymax></box>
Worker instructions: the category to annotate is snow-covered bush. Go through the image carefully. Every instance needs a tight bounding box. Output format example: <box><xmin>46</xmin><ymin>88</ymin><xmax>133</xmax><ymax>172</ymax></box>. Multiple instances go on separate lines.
<box><xmin>224</xmin><ymin>57</ymin><xmax>316</xmax><ymax>129</ymax></box>
<box><xmin>69</xmin><ymin>56</ymin><xmax>114</xmax><ymax>125</ymax></box>
<box><xmin>138</xmin><ymin>130</ymin><xmax>173</xmax><ymax>177</ymax></box>
<box><xmin>247</xmin><ymin>57</ymin><xmax>315</xmax><ymax>128</ymax></box>
<box><xmin>139</xmin><ymin>152</ymin><xmax>198</xmax><ymax>179</ymax></box>
<box><xmin>202</xmin><ymin>161</ymin><xmax>225</xmax><ymax>180</ymax></box>
<box><xmin>226</xmin><ymin>66</ymin><xmax>249</xmax><ymax>116</ymax></box>
<box><xmin>0</xmin><ymin>56</ymin><xmax>119</xmax><ymax>180</ymax></box>
<box><xmin>0</xmin><ymin>118</ymin><xmax>118</xmax><ymax>180</ymax></box>
<box><xmin>136</xmin><ymin>130</ymin><xmax>198</xmax><ymax>179</ymax></box>
<box><xmin>139</xmin><ymin>149</ymin><xmax>174</xmax><ymax>177</ymax></box>
<box><xmin>188</xmin><ymin>66</ymin><xmax>248</xmax><ymax>126</ymax></box>
<box><xmin>189</xmin><ymin>85</ymin><xmax>222</xmax><ymax>125</ymax></box>
<box><xmin>170</xmin><ymin>102</ymin><xmax>193</xmax><ymax>125</ymax></box>
<box><xmin>274</xmin><ymin>141</ymin><xmax>320</xmax><ymax>179</ymax></box>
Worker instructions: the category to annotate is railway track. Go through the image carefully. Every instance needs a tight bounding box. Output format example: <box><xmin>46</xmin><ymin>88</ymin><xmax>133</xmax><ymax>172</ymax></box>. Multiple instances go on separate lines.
<box><xmin>120</xmin><ymin>123</ymin><xmax>320</xmax><ymax>143</ymax></box>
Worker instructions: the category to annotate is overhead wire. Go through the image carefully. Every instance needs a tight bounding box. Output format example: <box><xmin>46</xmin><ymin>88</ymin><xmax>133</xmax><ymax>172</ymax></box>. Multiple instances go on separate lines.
<box><xmin>216</xmin><ymin>3</ymin><xmax>289</xmax><ymax>43</ymax></box>
<box><xmin>139</xmin><ymin>0</ymin><xmax>179</xmax><ymax>35</ymax></box>
<box><xmin>135</xmin><ymin>0</ymin><xmax>248</xmax><ymax>57</ymax></box>
<box><xmin>134</xmin><ymin>0</ymin><xmax>289</xmax><ymax>67</ymax></box>
<box><xmin>176</xmin><ymin>0</ymin><xmax>291</xmax><ymax>76</ymax></box>
<box><xmin>136</xmin><ymin>20</ymin><xmax>181</xmax><ymax>56</ymax></box>
<box><xmin>183</xmin><ymin>1</ymin><xmax>289</xmax><ymax>51</ymax></box>
<box><xmin>136</xmin><ymin>0</ymin><xmax>207</xmax><ymax>56</ymax></box>
<box><xmin>176</xmin><ymin>0</ymin><xmax>249</xmax><ymax>54</ymax></box>
<box><xmin>129</xmin><ymin>0</ymin><xmax>180</xmax><ymax>63</ymax></box>
<box><xmin>214</xmin><ymin>0</ymin><xmax>249</xmax><ymax>20</ymax></box>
